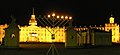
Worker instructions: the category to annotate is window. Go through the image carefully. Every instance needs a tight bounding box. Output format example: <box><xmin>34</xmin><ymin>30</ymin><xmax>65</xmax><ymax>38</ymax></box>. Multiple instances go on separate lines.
<box><xmin>62</xmin><ymin>30</ymin><xmax>63</xmax><ymax>32</ymax></box>
<box><xmin>59</xmin><ymin>34</ymin><xmax>60</xmax><ymax>36</ymax></box>
<box><xmin>45</xmin><ymin>34</ymin><xmax>46</xmax><ymax>36</ymax></box>
<box><xmin>114</xmin><ymin>38</ymin><xmax>115</xmax><ymax>41</ymax></box>
<box><xmin>114</xmin><ymin>28</ymin><xmax>115</xmax><ymax>30</ymax></box>
<box><xmin>29</xmin><ymin>30</ymin><xmax>31</xmax><ymax>31</ymax></box>
<box><xmin>71</xmin><ymin>36</ymin><xmax>74</xmax><ymax>39</ymax></box>
<box><xmin>41</xmin><ymin>33</ymin><xmax>43</xmax><ymax>36</ymax></box>
<box><xmin>11</xmin><ymin>33</ymin><xmax>15</xmax><ymax>38</ymax></box>
<box><xmin>108</xmin><ymin>24</ymin><xmax>110</xmax><ymax>26</ymax></box>
<box><xmin>3</xmin><ymin>32</ymin><xmax>5</xmax><ymax>34</ymax></box>
<box><xmin>47</xmin><ymin>34</ymin><xmax>49</xmax><ymax>36</ymax></box>
<box><xmin>117</xmin><ymin>29</ymin><xmax>118</xmax><ymax>31</ymax></box>
<box><xmin>62</xmin><ymin>34</ymin><xmax>63</xmax><ymax>36</ymax></box>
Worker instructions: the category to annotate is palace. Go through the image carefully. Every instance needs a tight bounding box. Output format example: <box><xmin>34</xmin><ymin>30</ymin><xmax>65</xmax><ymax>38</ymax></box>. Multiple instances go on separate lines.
<box><xmin>18</xmin><ymin>10</ymin><xmax>66</xmax><ymax>42</ymax></box>
<box><xmin>0</xmin><ymin>10</ymin><xmax>66</xmax><ymax>43</ymax></box>
<box><xmin>0</xmin><ymin>10</ymin><xmax>120</xmax><ymax>44</ymax></box>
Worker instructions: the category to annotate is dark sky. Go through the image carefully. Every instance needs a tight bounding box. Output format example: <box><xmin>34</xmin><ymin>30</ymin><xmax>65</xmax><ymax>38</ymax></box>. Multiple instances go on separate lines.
<box><xmin>0</xmin><ymin>0</ymin><xmax>119</xmax><ymax>26</ymax></box>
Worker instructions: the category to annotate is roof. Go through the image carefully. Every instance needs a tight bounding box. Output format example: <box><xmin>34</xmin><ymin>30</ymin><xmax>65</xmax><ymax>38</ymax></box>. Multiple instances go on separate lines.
<box><xmin>81</xmin><ymin>28</ymin><xmax>111</xmax><ymax>33</ymax></box>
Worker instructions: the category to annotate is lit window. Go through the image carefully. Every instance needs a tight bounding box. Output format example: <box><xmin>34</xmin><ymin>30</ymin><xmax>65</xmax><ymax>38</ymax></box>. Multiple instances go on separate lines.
<box><xmin>97</xmin><ymin>28</ymin><xmax>98</xmax><ymax>29</ymax></box>
<box><xmin>112</xmin><ymin>24</ymin><xmax>113</xmax><ymax>26</ymax></box>
<box><xmin>11</xmin><ymin>33</ymin><xmax>15</xmax><ymax>38</ymax></box>
<box><xmin>45</xmin><ymin>34</ymin><xmax>46</xmax><ymax>36</ymax></box>
<box><xmin>108</xmin><ymin>24</ymin><xmax>110</xmax><ymax>26</ymax></box>
<box><xmin>102</xmin><ymin>28</ymin><xmax>104</xmax><ymax>30</ymax></box>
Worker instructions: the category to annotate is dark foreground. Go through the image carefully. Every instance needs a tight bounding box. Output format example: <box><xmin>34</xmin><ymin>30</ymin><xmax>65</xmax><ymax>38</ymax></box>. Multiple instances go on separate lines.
<box><xmin>0</xmin><ymin>43</ymin><xmax>120</xmax><ymax>55</ymax></box>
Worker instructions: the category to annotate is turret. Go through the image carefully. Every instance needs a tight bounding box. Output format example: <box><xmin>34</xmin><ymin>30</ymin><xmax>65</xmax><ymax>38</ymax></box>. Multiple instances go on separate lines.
<box><xmin>109</xmin><ymin>12</ymin><xmax>114</xmax><ymax>23</ymax></box>
<box><xmin>29</xmin><ymin>8</ymin><xmax>37</xmax><ymax>26</ymax></box>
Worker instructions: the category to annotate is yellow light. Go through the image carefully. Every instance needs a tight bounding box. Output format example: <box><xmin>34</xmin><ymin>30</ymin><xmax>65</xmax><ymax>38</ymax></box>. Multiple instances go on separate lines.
<box><xmin>48</xmin><ymin>15</ymin><xmax>50</xmax><ymax>18</ymax></box>
<box><xmin>32</xmin><ymin>34</ymin><xmax>38</xmax><ymax>36</ymax></box>
<box><xmin>28</xmin><ymin>33</ymin><xmax>38</xmax><ymax>36</ymax></box>
<box><xmin>109</xmin><ymin>17</ymin><xmax>114</xmax><ymax>23</ymax></box>
<box><xmin>11</xmin><ymin>34</ymin><xmax>15</xmax><ymax>38</ymax></box>
<box><xmin>52</xmin><ymin>13</ymin><xmax>55</xmax><ymax>16</ymax></box>
<box><xmin>69</xmin><ymin>16</ymin><xmax>72</xmax><ymax>19</ymax></box>
<box><xmin>61</xmin><ymin>16</ymin><xmax>64</xmax><ymax>19</ymax></box>
<box><xmin>65</xmin><ymin>16</ymin><xmax>68</xmax><ymax>19</ymax></box>
<box><xmin>57</xmin><ymin>16</ymin><xmax>59</xmax><ymax>18</ymax></box>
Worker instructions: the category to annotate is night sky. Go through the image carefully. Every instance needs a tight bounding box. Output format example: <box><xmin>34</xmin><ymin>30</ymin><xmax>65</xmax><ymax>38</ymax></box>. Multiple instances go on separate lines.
<box><xmin>0</xmin><ymin>0</ymin><xmax>119</xmax><ymax>26</ymax></box>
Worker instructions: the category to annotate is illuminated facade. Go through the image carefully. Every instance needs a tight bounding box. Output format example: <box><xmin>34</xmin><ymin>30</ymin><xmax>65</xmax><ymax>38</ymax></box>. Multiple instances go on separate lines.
<box><xmin>105</xmin><ymin>15</ymin><xmax>119</xmax><ymax>42</ymax></box>
<box><xmin>19</xmin><ymin>12</ymin><xmax>66</xmax><ymax>42</ymax></box>
<box><xmin>0</xmin><ymin>11</ymin><xmax>120</xmax><ymax>43</ymax></box>
<box><xmin>19</xmin><ymin>26</ymin><xmax>65</xmax><ymax>42</ymax></box>
<box><xmin>0</xmin><ymin>24</ymin><xmax>8</xmax><ymax>44</ymax></box>
<box><xmin>74</xmin><ymin>15</ymin><xmax>120</xmax><ymax>43</ymax></box>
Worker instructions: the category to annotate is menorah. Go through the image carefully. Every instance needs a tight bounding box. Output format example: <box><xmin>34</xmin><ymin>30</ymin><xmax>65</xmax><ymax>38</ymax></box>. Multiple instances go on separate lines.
<box><xmin>36</xmin><ymin>13</ymin><xmax>72</xmax><ymax>55</ymax></box>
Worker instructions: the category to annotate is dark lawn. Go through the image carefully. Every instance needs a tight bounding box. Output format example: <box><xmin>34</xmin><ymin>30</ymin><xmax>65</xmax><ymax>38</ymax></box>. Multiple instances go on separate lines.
<box><xmin>0</xmin><ymin>43</ymin><xmax>120</xmax><ymax>55</ymax></box>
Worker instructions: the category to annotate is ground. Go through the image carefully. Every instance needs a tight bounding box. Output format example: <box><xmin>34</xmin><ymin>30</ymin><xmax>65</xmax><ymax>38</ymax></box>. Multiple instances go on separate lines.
<box><xmin>0</xmin><ymin>43</ymin><xmax>120</xmax><ymax>55</ymax></box>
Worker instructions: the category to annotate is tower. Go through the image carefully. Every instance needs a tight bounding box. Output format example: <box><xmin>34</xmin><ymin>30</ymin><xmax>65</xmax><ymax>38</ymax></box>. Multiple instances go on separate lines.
<box><xmin>3</xmin><ymin>16</ymin><xmax>20</xmax><ymax>48</ymax></box>
<box><xmin>65</xmin><ymin>19</ymin><xmax>78</xmax><ymax>48</ymax></box>
<box><xmin>109</xmin><ymin>13</ymin><xmax>114</xmax><ymax>23</ymax></box>
<box><xmin>105</xmin><ymin>12</ymin><xmax>119</xmax><ymax>43</ymax></box>
<box><xmin>29</xmin><ymin>8</ymin><xmax>37</xmax><ymax>26</ymax></box>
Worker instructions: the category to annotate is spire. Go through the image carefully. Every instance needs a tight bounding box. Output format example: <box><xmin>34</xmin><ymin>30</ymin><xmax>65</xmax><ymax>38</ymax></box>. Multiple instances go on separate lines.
<box><xmin>109</xmin><ymin>11</ymin><xmax>114</xmax><ymax>23</ymax></box>
<box><xmin>110</xmin><ymin>11</ymin><xmax>113</xmax><ymax>17</ymax></box>
<box><xmin>29</xmin><ymin>8</ymin><xmax>37</xmax><ymax>26</ymax></box>
<box><xmin>33</xmin><ymin>8</ymin><xmax>34</xmax><ymax>15</ymax></box>
<box><xmin>31</xmin><ymin>8</ymin><xmax>35</xmax><ymax>19</ymax></box>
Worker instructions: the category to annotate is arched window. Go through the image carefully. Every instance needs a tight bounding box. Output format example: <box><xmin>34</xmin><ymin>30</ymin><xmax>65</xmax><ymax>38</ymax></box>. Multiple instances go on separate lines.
<box><xmin>11</xmin><ymin>33</ymin><xmax>15</xmax><ymax>38</ymax></box>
